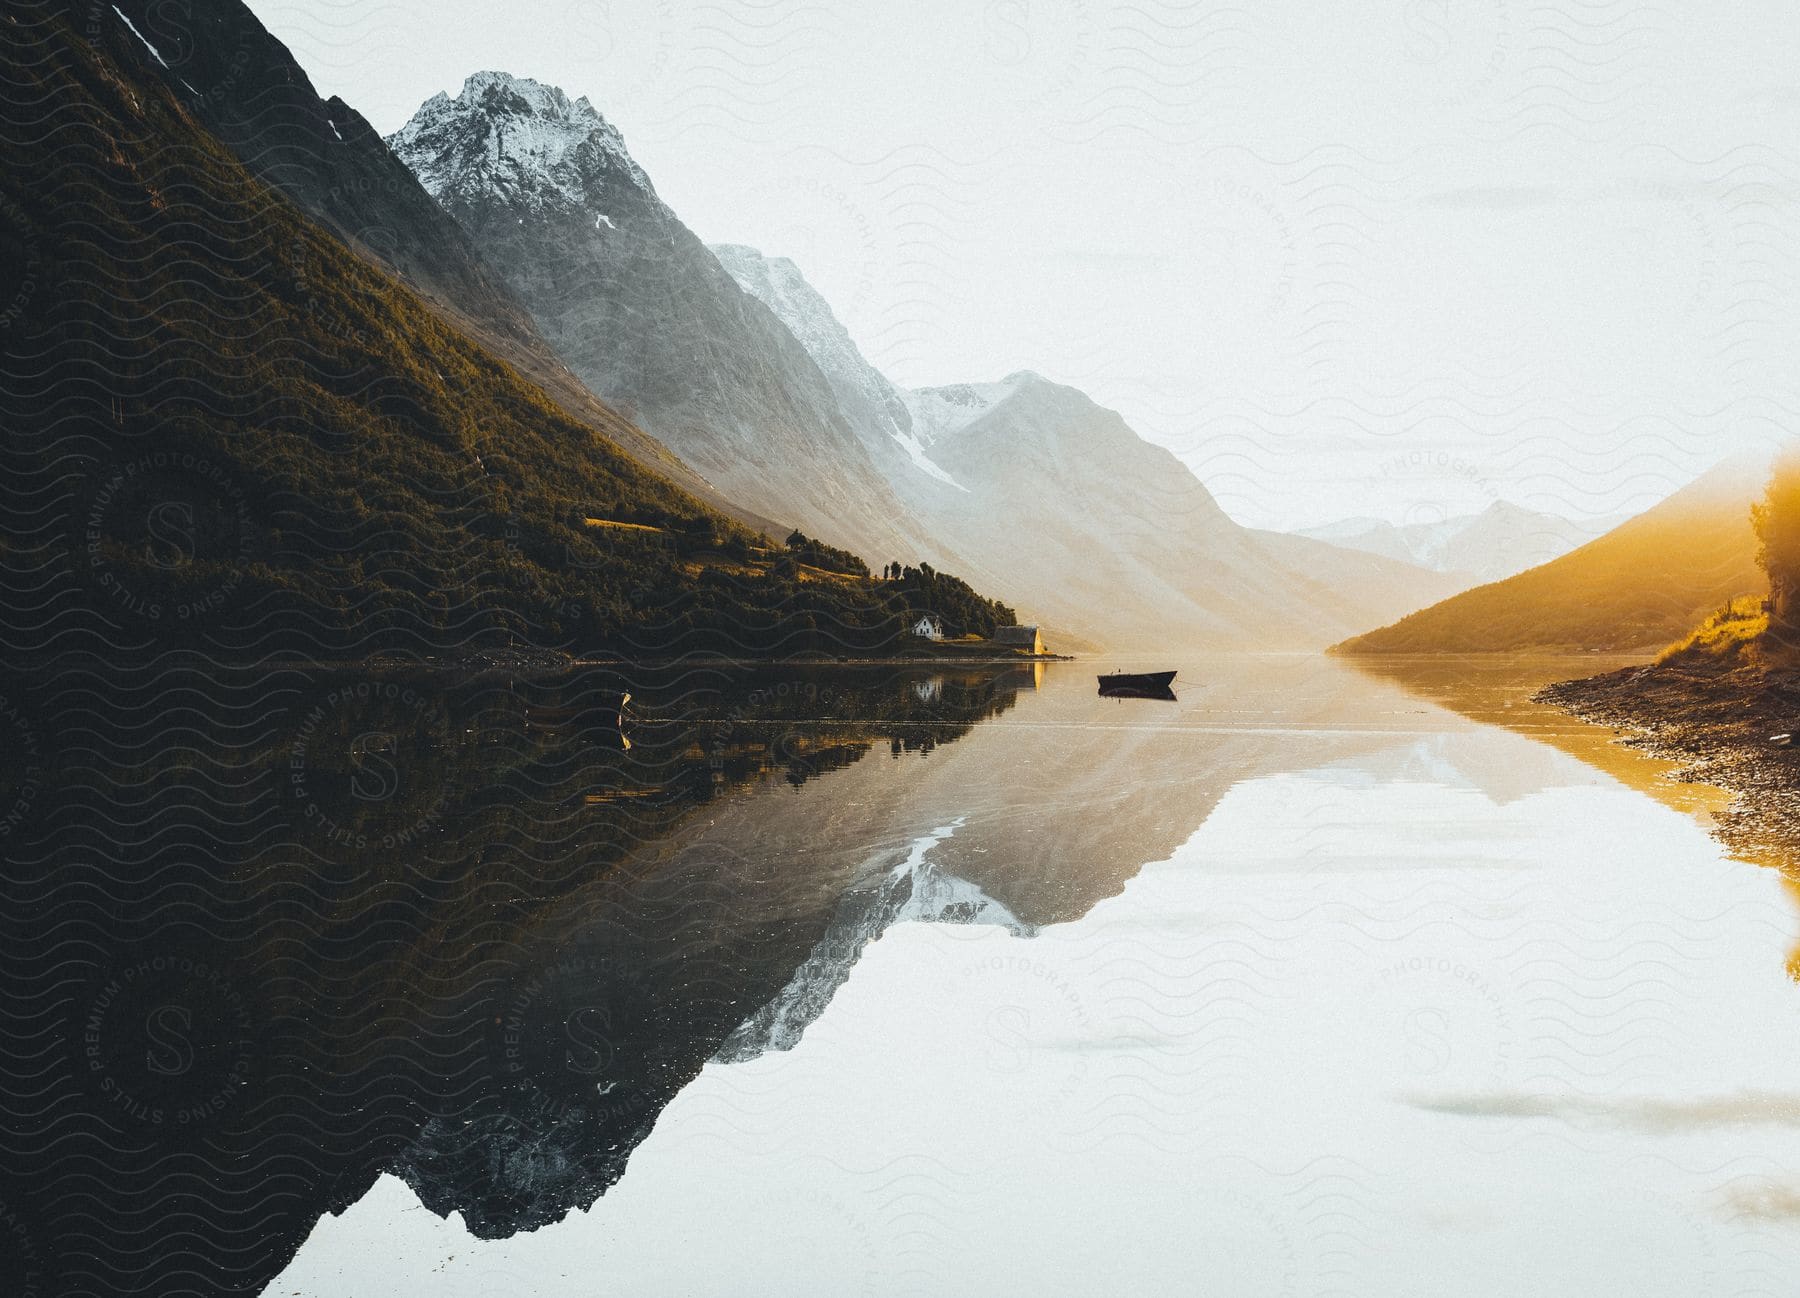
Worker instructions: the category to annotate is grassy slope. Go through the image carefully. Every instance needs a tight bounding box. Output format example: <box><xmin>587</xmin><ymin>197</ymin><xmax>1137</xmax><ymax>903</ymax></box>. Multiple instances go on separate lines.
<box><xmin>1334</xmin><ymin>460</ymin><xmax>1766</xmax><ymax>655</ymax></box>
<box><xmin>0</xmin><ymin>9</ymin><xmax>1009</xmax><ymax>659</ymax></box>
<box><xmin>1528</xmin><ymin>455</ymin><xmax>1800</xmax><ymax>869</ymax></box>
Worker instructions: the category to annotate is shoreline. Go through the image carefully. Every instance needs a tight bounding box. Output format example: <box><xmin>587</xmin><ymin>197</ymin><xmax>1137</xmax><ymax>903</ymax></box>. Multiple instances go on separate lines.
<box><xmin>1536</xmin><ymin>654</ymin><xmax>1800</xmax><ymax>864</ymax></box>
<box><xmin>0</xmin><ymin>648</ymin><xmax>1077</xmax><ymax>676</ymax></box>
<box><xmin>380</xmin><ymin>650</ymin><xmax>1078</xmax><ymax>672</ymax></box>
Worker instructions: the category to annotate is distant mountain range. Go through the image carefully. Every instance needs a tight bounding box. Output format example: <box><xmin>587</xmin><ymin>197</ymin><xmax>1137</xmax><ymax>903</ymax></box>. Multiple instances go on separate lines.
<box><xmin>1334</xmin><ymin>455</ymin><xmax>1770</xmax><ymax>654</ymax></box>
<box><xmin>1298</xmin><ymin>503</ymin><xmax>1625</xmax><ymax>584</ymax></box>
<box><xmin>28</xmin><ymin>0</ymin><xmax>1698</xmax><ymax>660</ymax></box>
<box><xmin>368</xmin><ymin>70</ymin><xmax>1465</xmax><ymax>650</ymax></box>
<box><xmin>706</xmin><ymin>245</ymin><xmax>1469</xmax><ymax>648</ymax></box>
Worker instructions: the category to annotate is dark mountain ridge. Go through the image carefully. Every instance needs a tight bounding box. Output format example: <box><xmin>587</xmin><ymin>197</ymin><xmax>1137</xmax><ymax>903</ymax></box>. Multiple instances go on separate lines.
<box><xmin>99</xmin><ymin>0</ymin><xmax>775</xmax><ymax>530</ymax></box>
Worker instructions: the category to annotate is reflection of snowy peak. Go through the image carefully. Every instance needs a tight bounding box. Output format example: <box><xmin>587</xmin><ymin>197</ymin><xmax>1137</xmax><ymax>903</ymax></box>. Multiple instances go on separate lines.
<box><xmin>894</xmin><ymin>859</ymin><xmax>1026</xmax><ymax>928</ymax></box>
<box><xmin>715</xmin><ymin>820</ymin><xmax>1031</xmax><ymax>1063</ymax></box>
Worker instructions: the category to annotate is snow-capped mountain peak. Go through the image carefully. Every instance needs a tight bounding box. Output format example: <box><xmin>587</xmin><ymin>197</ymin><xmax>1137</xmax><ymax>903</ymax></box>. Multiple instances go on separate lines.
<box><xmin>1295</xmin><ymin>500</ymin><xmax>1624</xmax><ymax>582</ymax></box>
<box><xmin>387</xmin><ymin>70</ymin><xmax>650</xmax><ymax>212</ymax></box>
<box><xmin>903</xmin><ymin>375</ymin><xmax>1036</xmax><ymax>446</ymax></box>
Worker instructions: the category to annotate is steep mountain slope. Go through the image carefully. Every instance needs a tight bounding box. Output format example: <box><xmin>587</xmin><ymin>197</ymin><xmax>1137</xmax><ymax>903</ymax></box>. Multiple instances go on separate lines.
<box><xmin>1300</xmin><ymin>502</ymin><xmax>1618</xmax><ymax>583</ymax></box>
<box><xmin>387</xmin><ymin>75</ymin><xmax>930</xmax><ymax>563</ymax></box>
<box><xmin>711</xmin><ymin>247</ymin><xmax>1467</xmax><ymax>649</ymax></box>
<box><xmin>0</xmin><ymin>6</ymin><xmax>1004</xmax><ymax>660</ymax></box>
<box><xmin>708</xmin><ymin>244</ymin><xmax>964</xmax><ymax>493</ymax></box>
<box><xmin>101</xmin><ymin>0</ymin><xmax>757</xmax><ymax>526</ymax></box>
<box><xmin>1335</xmin><ymin>456</ymin><xmax>1770</xmax><ymax>654</ymax></box>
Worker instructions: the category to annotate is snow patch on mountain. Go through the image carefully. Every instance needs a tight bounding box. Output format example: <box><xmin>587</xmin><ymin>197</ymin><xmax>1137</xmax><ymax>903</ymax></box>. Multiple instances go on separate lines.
<box><xmin>112</xmin><ymin>4</ymin><xmax>169</xmax><ymax>67</ymax></box>
<box><xmin>387</xmin><ymin>70</ymin><xmax>650</xmax><ymax>212</ymax></box>
<box><xmin>904</xmin><ymin>376</ymin><xmax>1035</xmax><ymax>445</ymax></box>
<box><xmin>889</xmin><ymin>426</ymin><xmax>964</xmax><ymax>487</ymax></box>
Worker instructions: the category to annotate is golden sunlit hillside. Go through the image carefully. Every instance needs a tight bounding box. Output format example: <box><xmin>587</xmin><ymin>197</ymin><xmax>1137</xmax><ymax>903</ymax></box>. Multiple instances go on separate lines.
<box><xmin>1334</xmin><ymin>457</ymin><xmax>1769</xmax><ymax>655</ymax></box>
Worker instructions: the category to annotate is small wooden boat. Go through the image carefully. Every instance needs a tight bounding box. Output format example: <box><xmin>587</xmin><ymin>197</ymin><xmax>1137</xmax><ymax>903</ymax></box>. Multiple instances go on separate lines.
<box><xmin>1098</xmin><ymin>670</ymin><xmax>1177</xmax><ymax>698</ymax></box>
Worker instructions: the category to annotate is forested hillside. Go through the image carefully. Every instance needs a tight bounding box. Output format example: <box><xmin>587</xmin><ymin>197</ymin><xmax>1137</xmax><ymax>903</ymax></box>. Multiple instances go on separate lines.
<box><xmin>0</xmin><ymin>7</ymin><xmax>1009</xmax><ymax>660</ymax></box>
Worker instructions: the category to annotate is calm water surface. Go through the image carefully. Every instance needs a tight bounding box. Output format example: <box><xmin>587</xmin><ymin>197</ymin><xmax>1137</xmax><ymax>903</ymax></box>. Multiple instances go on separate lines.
<box><xmin>256</xmin><ymin>654</ymin><xmax>1800</xmax><ymax>1297</ymax></box>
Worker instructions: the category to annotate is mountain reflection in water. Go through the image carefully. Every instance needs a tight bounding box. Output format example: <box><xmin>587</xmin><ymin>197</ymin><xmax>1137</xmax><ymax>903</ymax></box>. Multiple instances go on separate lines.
<box><xmin>15</xmin><ymin>654</ymin><xmax>1800</xmax><ymax>1298</ymax></box>
<box><xmin>0</xmin><ymin>661</ymin><xmax>1037</xmax><ymax>1294</ymax></box>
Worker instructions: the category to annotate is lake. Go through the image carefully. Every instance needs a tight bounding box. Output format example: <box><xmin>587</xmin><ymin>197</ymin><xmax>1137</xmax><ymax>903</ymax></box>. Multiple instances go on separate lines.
<box><xmin>9</xmin><ymin>655</ymin><xmax>1800</xmax><ymax>1296</ymax></box>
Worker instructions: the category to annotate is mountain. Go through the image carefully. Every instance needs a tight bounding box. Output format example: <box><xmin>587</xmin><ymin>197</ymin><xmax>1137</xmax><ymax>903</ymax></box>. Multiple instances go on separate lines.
<box><xmin>715</xmin><ymin>822</ymin><xmax>1031</xmax><ymax>1065</ymax></box>
<box><xmin>0</xmin><ymin>4</ymin><xmax>1008</xmax><ymax>661</ymax></box>
<box><xmin>0</xmin><ymin>653</ymin><xmax>1030</xmax><ymax>1294</ymax></box>
<box><xmin>709</xmin><ymin>244</ymin><xmax>963</xmax><ymax>495</ymax></box>
<box><xmin>387</xmin><ymin>75</ymin><xmax>933</xmax><ymax>563</ymax></box>
<box><xmin>100</xmin><ymin>0</ymin><xmax>758</xmax><ymax>528</ymax></box>
<box><xmin>710</xmin><ymin>247</ymin><xmax>1469</xmax><ymax>649</ymax></box>
<box><xmin>1334</xmin><ymin>456</ymin><xmax>1771</xmax><ymax>654</ymax></box>
<box><xmin>1299</xmin><ymin>502</ymin><xmax>1620</xmax><ymax>583</ymax></box>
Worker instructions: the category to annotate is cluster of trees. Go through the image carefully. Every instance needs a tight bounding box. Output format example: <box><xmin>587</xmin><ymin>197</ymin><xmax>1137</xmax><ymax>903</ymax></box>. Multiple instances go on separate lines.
<box><xmin>884</xmin><ymin>562</ymin><xmax>1014</xmax><ymax>639</ymax></box>
<box><xmin>783</xmin><ymin>531</ymin><xmax>869</xmax><ymax>577</ymax></box>
<box><xmin>1754</xmin><ymin>453</ymin><xmax>1800</xmax><ymax>639</ymax></box>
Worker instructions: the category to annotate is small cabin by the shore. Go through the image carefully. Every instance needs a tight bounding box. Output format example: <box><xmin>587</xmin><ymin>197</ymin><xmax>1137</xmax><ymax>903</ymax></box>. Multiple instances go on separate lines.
<box><xmin>992</xmin><ymin>624</ymin><xmax>1044</xmax><ymax>655</ymax></box>
<box><xmin>912</xmin><ymin>615</ymin><xmax>943</xmax><ymax>641</ymax></box>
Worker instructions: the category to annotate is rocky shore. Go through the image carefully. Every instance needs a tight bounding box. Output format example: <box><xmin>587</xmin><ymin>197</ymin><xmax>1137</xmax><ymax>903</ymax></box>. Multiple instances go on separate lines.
<box><xmin>1537</xmin><ymin>654</ymin><xmax>1800</xmax><ymax>862</ymax></box>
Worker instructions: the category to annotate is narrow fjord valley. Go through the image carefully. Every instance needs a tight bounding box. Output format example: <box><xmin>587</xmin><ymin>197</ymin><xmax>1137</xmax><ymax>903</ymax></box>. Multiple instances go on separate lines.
<box><xmin>10</xmin><ymin>2</ymin><xmax>1800</xmax><ymax>1297</ymax></box>
<box><xmin>380</xmin><ymin>69</ymin><xmax>1470</xmax><ymax>651</ymax></box>
<box><xmin>3</xmin><ymin>1</ymin><xmax>1015</xmax><ymax>662</ymax></box>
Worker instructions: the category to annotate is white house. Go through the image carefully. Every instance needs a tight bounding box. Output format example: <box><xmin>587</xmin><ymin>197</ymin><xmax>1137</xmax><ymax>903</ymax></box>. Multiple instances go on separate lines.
<box><xmin>912</xmin><ymin>615</ymin><xmax>943</xmax><ymax>640</ymax></box>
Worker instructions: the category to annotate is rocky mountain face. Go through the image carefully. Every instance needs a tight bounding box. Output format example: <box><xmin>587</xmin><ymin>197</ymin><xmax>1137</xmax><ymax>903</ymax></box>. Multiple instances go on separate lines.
<box><xmin>711</xmin><ymin>246</ymin><xmax>1468</xmax><ymax>649</ymax></box>
<box><xmin>708</xmin><ymin>245</ymin><xmax>965</xmax><ymax>494</ymax></box>
<box><xmin>1300</xmin><ymin>502</ymin><xmax>1620</xmax><ymax>584</ymax></box>
<box><xmin>388</xmin><ymin>75</ymin><xmax>933</xmax><ymax>562</ymax></box>
<box><xmin>99</xmin><ymin>1</ymin><xmax>743</xmax><ymax>521</ymax></box>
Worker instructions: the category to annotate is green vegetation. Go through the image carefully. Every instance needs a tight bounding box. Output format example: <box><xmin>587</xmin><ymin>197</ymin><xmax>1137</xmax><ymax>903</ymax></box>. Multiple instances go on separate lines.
<box><xmin>1657</xmin><ymin>596</ymin><xmax>1769</xmax><ymax>664</ymax></box>
<box><xmin>1753</xmin><ymin>451</ymin><xmax>1800</xmax><ymax>644</ymax></box>
<box><xmin>784</xmin><ymin>531</ymin><xmax>869</xmax><ymax>577</ymax></box>
<box><xmin>0</xmin><ymin>17</ymin><xmax>1012</xmax><ymax>661</ymax></box>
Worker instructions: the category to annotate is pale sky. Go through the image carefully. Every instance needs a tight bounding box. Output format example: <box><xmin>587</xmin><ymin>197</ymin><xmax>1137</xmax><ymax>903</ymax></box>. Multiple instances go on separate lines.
<box><xmin>249</xmin><ymin>0</ymin><xmax>1800</xmax><ymax>531</ymax></box>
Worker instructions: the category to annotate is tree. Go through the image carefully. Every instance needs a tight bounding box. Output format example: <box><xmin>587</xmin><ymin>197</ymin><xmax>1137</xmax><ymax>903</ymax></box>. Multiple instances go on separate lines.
<box><xmin>1754</xmin><ymin>451</ymin><xmax>1800</xmax><ymax>635</ymax></box>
